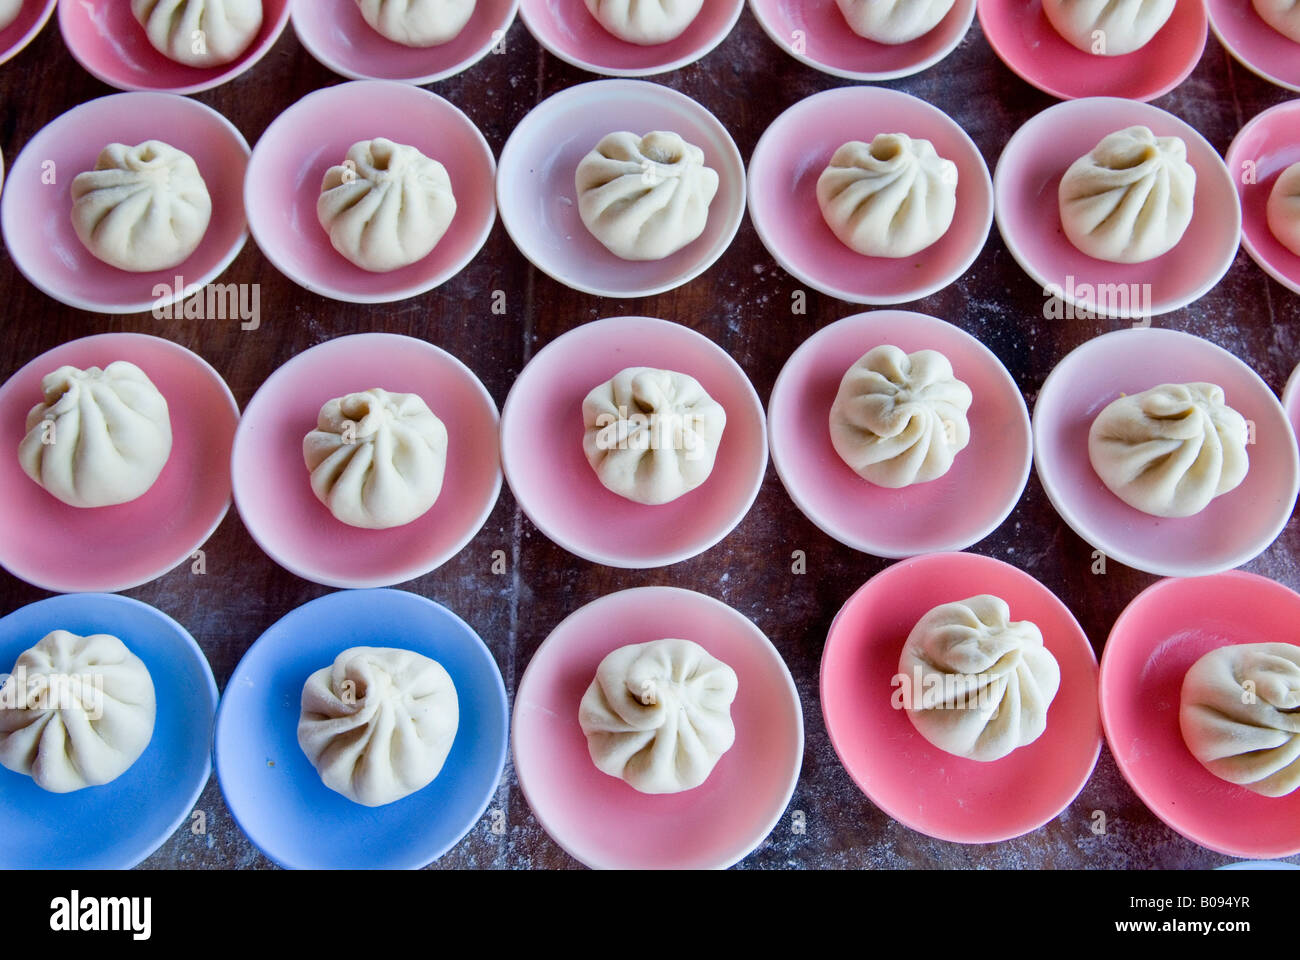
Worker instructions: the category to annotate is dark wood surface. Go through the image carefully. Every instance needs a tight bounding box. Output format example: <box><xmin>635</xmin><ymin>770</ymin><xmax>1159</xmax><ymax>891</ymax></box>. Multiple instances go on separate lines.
<box><xmin>1</xmin><ymin>7</ymin><xmax>1297</xmax><ymax>870</ymax></box>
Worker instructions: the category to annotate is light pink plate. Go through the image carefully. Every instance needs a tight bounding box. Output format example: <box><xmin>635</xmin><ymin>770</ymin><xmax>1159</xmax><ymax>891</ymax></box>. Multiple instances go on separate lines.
<box><xmin>1034</xmin><ymin>327</ymin><xmax>1300</xmax><ymax>578</ymax></box>
<box><xmin>978</xmin><ymin>0</ymin><xmax>1206</xmax><ymax>101</ymax></box>
<box><xmin>769</xmin><ymin>310</ymin><xmax>1031</xmax><ymax>557</ymax></box>
<box><xmin>1207</xmin><ymin>0</ymin><xmax>1300</xmax><ymax>94</ymax></box>
<box><xmin>231</xmin><ymin>333</ymin><xmax>502</xmax><ymax>589</ymax></box>
<box><xmin>1101</xmin><ymin>571</ymin><xmax>1300</xmax><ymax>859</ymax></box>
<box><xmin>748</xmin><ymin>86</ymin><xmax>993</xmax><ymax>305</ymax></box>
<box><xmin>499</xmin><ymin>316</ymin><xmax>767</xmax><ymax>568</ymax></box>
<box><xmin>1285</xmin><ymin>362</ymin><xmax>1300</xmax><ymax>444</ymax></box>
<box><xmin>244</xmin><ymin>80</ymin><xmax>496</xmax><ymax>304</ymax></box>
<box><xmin>0</xmin><ymin>333</ymin><xmax>239</xmax><ymax>593</ymax></box>
<box><xmin>0</xmin><ymin>92</ymin><xmax>250</xmax><ymax>315</ymax></box>
<box><xmin>512</xmin><ymin>586</ymin><xmax>804</xmax><ymax>869</ymax></box>
<box><xmin>995</xmin><ymin>97</ymin><xmax>1241</xmax><ymax>319</ymax></box>
<box><xmin>822</xmin><ymin>551</ymin><xmax>1101</xmax><ymax>844</ymax></box>
<box><xmin>0</xmin><ymin>0</ymin><xmax>55</xmax><ymax>67</ymax></box>
<box><xmin>1226</xmin><ymin>99</ymin><xmax>1300</xmax><ymax>297</ymax></box>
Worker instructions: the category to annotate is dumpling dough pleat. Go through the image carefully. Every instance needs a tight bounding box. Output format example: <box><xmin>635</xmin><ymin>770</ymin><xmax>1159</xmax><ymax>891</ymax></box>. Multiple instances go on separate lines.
<box><xmin>1042</xmin><ymin>0</ymin><xmax>1175</xmax><ymax>55</ymax></box>
<box><xmin>583</xmin><ymin>0</ymin><xmax>703</xmax><ymax>44</ymax></box>
<box><xmin>355</xmin><ymin>0</ymin><xmax>477</xmax><ymax>47</ymax></box>
<box><xmin>131</xmin><ymin>0</ymin><xmax>263</xmax><ymax>67</ymax></box>
<box><xmin>1267</xmin><ymin>162</ymin><xmax>1300</xmax><ymax>257</ymax></box>
<box><xmin>834</xmin><ymin>0</ymin><xmax>957</xmax><ymax>44</ymax></box>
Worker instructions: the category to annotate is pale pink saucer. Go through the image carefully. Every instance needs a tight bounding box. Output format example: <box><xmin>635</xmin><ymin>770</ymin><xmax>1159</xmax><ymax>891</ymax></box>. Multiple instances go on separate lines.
<box><xmin>1101</xmin><ymin>572</ymin><xmax>1300</xmax><ymax>859</ymax></box>
<box><xmin>231</xmin><ymin>334</ymin><xmax>502</xmax><ymax>589</ymax></box>
<box><xmin>0</xmin><ymin>92</ymin><xmax>250</xmax><ymax>315</ymax></box>
<box><xmin>512</xmin><ymin>586</ymin><xmax>804</xmax><ymax>869</ymax></box>
<box><xmin>518</xmin><ymin>0</ymin><xmax>743</xmax><ymax>76</ymax></box>
<box><xmin>499</xmin><ymin>316</ymin><xmax>767</xmax><ymax>569</ymax></box>
<box><xmin>768</xmin><ymin>310</ymin><xmax>1031</xmax><ymax>557</ymax></box>
<box><xmin>749</xmin><ymin>0</ymin><xmax>975</xmax><ymax>81</ymax></box>
<box><xmin>1208</xmin><ymin>0</ymin><xmax>1300</xmax><ymax>93</ymax></box>
<box><xmin>822</xmin><ymin>551</ymin><xmax>1101</xmax><ymax>844</ymax></box>
<box><xmin>978</xmin><ymin>0</ymin><xmax>1206</xmax><ymax>101</ymax></box>
<box><xmin>1226</xmin><ymin>99</ymin><xmax>1300</xmax><ymax>297</ymax></box>
<box><xmin>59</xmin><ymin>0</ymin><xmax>290</xmax><ymax>95</ymax></box>
<box><xmin>0</xmin><ymin>334</ymin><xmax>239</xmax><ymax>593</ymax></box>
<box><xmin>1285</xmin><ymin>362</ymin><xmax>1300</xmax><ymax>443</ymax></box>
<box><xmin>0</xmin><ymin>0</ymin><xmax>55</xmax><ymax>67</ymax></box>
<box><xmin>747</xmin><ymin>86</ymin><xmax>992</xmax><ymax>305</ymax></box>
<box><xmin>1034</xmin><ymin>328</ymin><xmax>1299</xmax><ymax>578</ymax></box>
<box><xmin>496</xmin><ymin>79</ymin><xmax>745</xmax><ymax>298</ymax></box>
<box><xmin>292</xmin><ymin>0</ymin><xmax>519</xmax><ymax>83</ymax></box>
<box><xmin>995</xmin><ymin>97</ymin><xmax>1241</xmax><ymax>320</ymax></box>
<box><xmin>244</xmin><ymin>80</ymin><xmax>496</xmax><ymax>304</ymax></box>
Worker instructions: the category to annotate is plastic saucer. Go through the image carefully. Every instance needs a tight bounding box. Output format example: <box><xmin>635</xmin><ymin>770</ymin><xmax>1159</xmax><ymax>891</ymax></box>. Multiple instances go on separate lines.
<box><xmin>0</xmin><ymin>0</ymin><xmax>54</xmax><ymax>67</ymax></box>
<box><xmin>1207</xmin><ymin>0</ymin><xmax>1300</xmax><ymax>94</ymax></box>
<box><xmin>1225</xmin><ymin>99</ymin><xmax>1300</xmax><ymax>297</ymax></box>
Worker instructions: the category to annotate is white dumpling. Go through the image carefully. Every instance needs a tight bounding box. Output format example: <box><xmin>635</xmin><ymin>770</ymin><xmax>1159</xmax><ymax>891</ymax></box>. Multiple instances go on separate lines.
<box><xmin>0</xmin><ymin>630</ymin><xmax>156</xmax><ymax>794</ymax></box>
<box><xmin>582</xmin><ymin>367</ymin><xmax>726</xmax><ymax>506</ymax></box>
<box><xmin>1267</xmin><ymin>162</ymin><xmax>1300</xmax><ymax>257</ymax></box>
<box><xmin>575</xmin><ymin>131</ymin><xmax>719</xmax><ymax>262</ymax></box>
<box><xmin>318</xmin><ymin>138</ymin><xmax>457</xmax><ymax>273</ymax></box>
<box><xmin>70</xmin><ymin>140</ymin><xmax>212</xmax><ymax>273</ymax></box>
<box><xmin>298</xmin><ymin>646</ymin><xmax>458</xmax><ymax>807</ymax></box>
<box><xmin>1181</xmin><ymin>643</ymin><xmax>1300</xmax><ymax>797</ymax></box>
<box><xmin>1042</xmin><ymin>0</ymin><xmax>1174</xmax><ymax>55</ymax></box>
<box><xmin>303</xmin><ymin>387</ymin><xmax>448</xmax><ymax>530</ymax></box>
<box><xmin>834</xmin><ymin>0</ymin><xmax>957</xmax><ymax>44</ymax></box>
<box><xmin>1058</xmin><ymin>126</ymin><xmax>1196</xmax><ymax>264</ymax></box>
<box><xmin>18</xmin><ymin>362</ymin><xmax>172</xmax><ymax>509</ymax></box>
<box><xmin>1088</xmin><ymin>383</ymin><xmax>1249</xmax><ymax>518</ymax></box>
<box><xmin>1253</xmin><ymin>0</ymin><xmax>1300</xmax><ymax>42</ymax></box>
<box><xmin>584</xmin><ymin>0</ymin><xmax>703</xmax><ymax>44</ymax></box>
<box><xmin>355</xmin><ymin>0</ymin><xmax>476</xmax><ymax>47</ymax></box>
<box><xmin>579</xmin><ymin>638</ymin><xmax>738</xmax><ymax>794</ymax></box>
<box><xmin>899</xmin><ymin>596</ymin><xmax>1060</xmax><ymax>762</ymax></box>
<box><xmin>0</xmin><ymin>0</ymin><xmax>22</xmax><ymax>32</ymax></box>
<box><xmin>131</xmin><ymin>0</ymin><xmax>263</xmax><ymax>67</ymax></box>
<box><xmin>816</xmin><ymin>133</ymin><xmax>958</xmax><ymax>259</ymax></box>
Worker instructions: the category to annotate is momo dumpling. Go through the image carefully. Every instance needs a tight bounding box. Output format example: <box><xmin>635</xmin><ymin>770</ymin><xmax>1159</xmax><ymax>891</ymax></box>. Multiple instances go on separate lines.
<box><xmin>1088</xmin><ymin>383</ymin><xmax>1249</xmax><ymax>518</ymax></box>
<box><xmin>582</xmin><ymin>367</ymin><xmax>726</xmax><ymax>505</ymax></box>
<box><xmin>1059</xmin><ymin>126</ymin><xmax>1196</xmax><ymax>264</ymax></box>
<box><xmin>1181</xmin><ymin>643</ymin><xmax>1300</xmax><ymax>797</ymax></box>
<box><xmin>298</xmin><ymin>646</ymin><xmax>458</xmax><ymax>807</ymax></box>
<box><xmin>1253</xmin><ymin>0</ymin><xmax>1300</xmax><ymax>42</ymax></box>
<box><xmin>579</xmin><ymin>638</ymin><xmax>738</xmax><ymax>794</ymax></box>
<box><xmin>817</xmin><ymin>133</ymin><xmax>958</xmax><ymax>259</ymax></box>
<box><xmin>834</xmin><ymin>0</ymin><xmax>957</xmax><ymax>44</ymax></box>
<box><xmin>1267</xmin><ymin>162</ymin><xmax>1300</xmax><ymax>257</ymax></box>
<box><xmin>18</xmin><ymin>362</ymin><xmax>172</xmax><ymax>509</ymax></box>
<box><xmin>0</xmin><ymin>0</ymin><xmax>21</xmax><ymax>32</ymax></box>
<box><xmin>0</xmin><ymin>631</ymin><xmax>156</xmax><ymax>793</ymax></box>
<box><xmin>584</xmin><ymin>0</ymin><xmax>703</xmax><ymax>44</ymax></box>
<box><xmin>70</xmin><ymin>140</ymin><xmax>212</xmax><ymax>273</ymax></box>
<box><xmin>1042</xmin><ymin>0</ymin><xmax>1174</xmax><ymax>55</ymax></box>
<box><xmin>304</xmin><ymin>387</ymin><xmax>448</xmax><ymax>530</ymax></box>
<box><xmin>355</xmin><ymin>0</ymin><xmax>476</xmax><ymax>47</ymax></box>
<box><xmin>829</xmin><ymin>345</ymin><xmax>972</xmax><ymax>488</ymax></box>
<box><xmin>899</xmin><ymin>596</ymin><xmax>1060</xmax><ymax>762</ymax></box>
<box><xmin>575</xmin><ymin>131</ymin><xmax>719</xmax><ymax>261</ymax></box>
<box><xmin>131</xmin><ymin>0</ymin><xmax>263</xmax><ymax>67</ymax></box>
<box><xmin>318</xmin><ymin>138</ymin><xmax>457</xmax><ymax>273</ymax></box>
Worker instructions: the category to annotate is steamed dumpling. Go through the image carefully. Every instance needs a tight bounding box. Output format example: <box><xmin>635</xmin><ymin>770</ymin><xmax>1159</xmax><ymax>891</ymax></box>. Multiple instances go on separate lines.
<box><xmin>1058</xmin><ymin>126</ymin><xmax>1196</xmax><ymax>264</ymax></box>
<box><xmin>579</xmin><ymin>638</ymin><xmax>738</xmax><ymax>794</ymax></box>
<box><xmin>303</xmin><ymin>387</ymin><xmax>448</xmax><ymax>530</ymax></box>
<box><xmin>70</xmin><ymin>140</ymin><xmax>212</xmax><ymax>273</ymax></box>
<box><xmin>582</xmin><ymin>367</ymin><xmax>726</xmax><ymax>505</ymax></box>
<box><xmin>575</xmin><ymin>131</ymin><xmax>719</xmax><ymax>261</ymax></box>
<box><xmin>817</xmin><ymin>133</ymin><xmax>958</xmax><ymax>258</ymax></box>
<box><xmin>1089</xmin><ymin>383</ymin><xmax>1249</xmax><ymax>518</ymax></box>
<box><xmin>1042</xmin><ymin>0</ymin><xmax>1174</xmax><ymax>55</ymax></box>
<box><xmin>131</xmin><ymin>0</ymin><xmax>263</xmax><ymax>67</ymax></box>
<box><xmin>298</xmin><ymin>646</ymin><xmax>459</xmax><ymax>807</ymax></box>
<box><xmin>1267</xmin><ymin>162</ymin><xmax>1300</xmax><ymax>257</ymax></box>
<box><xmin>834</xmin><ymin>0</ymin><xmax>957</xmax><ymax>44</ymax></box>
<box><xmin>583</xmin><ymin>0</ymin><xmax>703</xmax><ymax>44</ymax></box>
<box><xmin>1253</xmin><ymin>0</ymin><xmax>1300</xmax><ymax>42</ymax></box>
<box><xmin>0</xmin><ymin>0</ymin><xmax>21</xmax><ymax>32</ymax></box>
<box><xmin>18</xmin><ymin>362</ymin><xmax>172</xmax><ymax>509</ymax></box>
<box><xmin>829</xmin><ymin>345</ymin><xmax>972</xmax><ymax>488</ymax></box>
<box><xmin>355</xmin><ymin>0</ymin><xmax>476</xmax><ymax>47</ymax></box>
<box><xmin>899</xmin><ymin>596</ymin><xmax>1060</xmax><ymax>762</ymax></box>
<box><xmin>0</xmin><ymin>630</ymin><xmax>156</xmax><ymax>793</ymax></box>
<box><xmin>1181</xmin><ymin>643</ymin><xmax>1300</xmax><ymax>797</ymax></box>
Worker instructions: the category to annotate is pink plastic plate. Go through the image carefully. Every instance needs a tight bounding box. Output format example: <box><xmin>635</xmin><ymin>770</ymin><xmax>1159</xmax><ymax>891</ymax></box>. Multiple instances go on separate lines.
<box><xmin>244</xmin><ymin>80</ymin><xmax>496</xmax><ymax>304</ymax></box>
<box><xmin>518</xmin><ymin>0</ymin><xmax>743</xmax><ymax>76</ymax></box>
<box><xmin>0</xmin><ymin>0</ymin><xmax>55</xmax><ymax>66</ymax></box>
<box><xmin>1285</xmin><ymin>362</ymin><xmax>1300</xmax><ymax>444</ymax></box>
<box><xmin>769</xmin><ymin>310</ymin><xmax>1031</xmax><ymax>557</ymax></box>
<box><xmin>499</xmin><ymin>316</ymin><xmax>767</xmax><ymax>568</ymax></box>
<box><xmin>0</xmin><ymin>92</ymin><xmax>250</xmax><ymax>315</ymax></box>
<box><xmin>822</xmin><ymin>552</ymin><xmax>1101</xmax><ymax>844</ymax></box>
<box><xmin>978</xmin><ymin>0</ymin><xmax>1206</xmax><ymax>101</ymax></box>
<box><xmin>1207</xmin><ymin>0</ymin><xmax>1300</xmax><ymax>93</ymax></box>
<box><xmin>1101</xmin><ymin>572</ymin><xmax>1300</xmax><ymax>859</ymax></box>
<box><xmin>496</xmin><ymin>79</ymin><xmax>745</xmax><ymax>298</ymax></box>
<box><xmin>1034</xmin><ymin>327</ymin><xmax>1299</xmax><ymax>577</ymax></box>
<box><xmin>231</xmin><ymin>334</ymin><xmax>502</xmax><ymax>589</ymax></box>
<box><xmin>513</xmin><ymin>586</ymin><xmax>804</xmax><ymax>869</ymax></box>
<box><xmin>748</xmin><ymin>86</ymin><xmax>993</xmax><ymax>305</ymax></box>
<box><xmin>749</xmin><ymin>0</ymin><xmax>975</xmax><ymax>81</ymax></box>
<box><xmin>59</xmin><ymin>0</ymin><xmax>290</xmax><ymax>95</ymax></box>
<box><xmin>995</xmin><ymin>97</ymin><xmax>1241</xmax><ymax>319</ymax></box>
<box><xmin>0</xmin><ymin>334</ymin><xmax>239</xmax><ymax>593</ymax></box>
<box><xmin>1226</xmin><ymin>99</ymin><xmax>1300</xmax><ymax>297</ymax></box>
